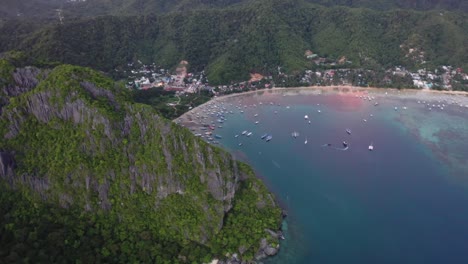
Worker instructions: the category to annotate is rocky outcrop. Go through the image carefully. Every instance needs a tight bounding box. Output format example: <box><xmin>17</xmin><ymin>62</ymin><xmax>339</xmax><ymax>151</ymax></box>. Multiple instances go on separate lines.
<box><xmin>4</xmin><ymin>66</ymin><xmax>44</xmax><ymax>96</ymax></box>
<box><xmin>0</xmin><ymin>64</ymin><xmax>283</xmax><ymax>262</ymax></box>
<box><xmin>1</xmin><ymin>66</ymin><xmax>47</xmax><ymax>115</ymax></box>
<box><xmin>254</xmin><ymin>238</ymin><xmax>280</xmax><ymax>260</ymax></box>
<box><xmin>0</xmin><ymin>151</ymin><xmax>15</xmax><ymax>180</ymax></box>
<box><xmin>0</xmin><ymin>64</ymin><xmax>253</xmax><ymax>242</ymax></box>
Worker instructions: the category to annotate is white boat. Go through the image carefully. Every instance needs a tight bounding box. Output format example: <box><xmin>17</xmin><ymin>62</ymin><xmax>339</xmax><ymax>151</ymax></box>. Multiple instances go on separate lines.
<box><xmin>235</xmin><ymin>134</ymin><xmax>239</xmax><ymax>138</ymax></box>
<box><xmin>254</xmin><ymin>114</ymin><xmax>258</xmax><ymax>117</ymax></box>
<box><xmin>304</xmin><ymin>115</ymin><xmax>309</xmax><ymax>120</ymax></box>
<box><xmin>308</xmin><ymin>120</ymin><xmax>311</xmax><ymax>124</ymax></box>
<box><xmin>368</xmin><ymin>143</ymin><xmax>374</xmax><ymax>151</ymax></box>
<box><xmin>255</xmin><ymin>121</ymin><xmax>259</xmax><ymax>124</ymax></box>
<box><xmin>291</xmin><ymin>131</ymin><xmax>299</xmax><ymax>138</ymax></box>
<box><xmin>304</xmin><ymin>138</ymin><xmax>308</xmax><ymax>145</ymax></box>
<box><xmin>247</xmin><ymin>132</ymin><xmax>253</xmax><ymax>136</ymax></box>
<box><xmin>317</xmin><ymin>110</ymin><xmax>321</xmax><ymax>113</ymax></box>
<box><xmin>241</xmin><ymin>131</ymin><xmax>247</xmax><ymax>135</ymax></box>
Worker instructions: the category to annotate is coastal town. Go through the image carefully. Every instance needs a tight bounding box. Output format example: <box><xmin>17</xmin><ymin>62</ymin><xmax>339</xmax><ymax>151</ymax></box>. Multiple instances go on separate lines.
<box><xmin>122</xmin><ymin>53</ymin><xmax>468</xmax><ymax>97</ymax></box>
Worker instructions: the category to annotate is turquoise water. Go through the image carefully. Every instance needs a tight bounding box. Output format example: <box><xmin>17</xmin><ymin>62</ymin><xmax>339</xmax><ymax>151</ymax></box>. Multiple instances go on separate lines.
<box><xmin>183</xmin><ymin>89</ymin><xmax>468</xmax><ymax>264</ymax></box>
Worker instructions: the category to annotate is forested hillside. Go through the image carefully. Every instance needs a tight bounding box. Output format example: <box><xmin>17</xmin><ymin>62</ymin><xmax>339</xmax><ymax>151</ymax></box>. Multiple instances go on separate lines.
<box><xmin>2</xmin><ymin>0</ymin><xmax>466</xmax><ymax>19</ymax></box>
<box><xmin>304</xmin><ymin>0</ymin><xmax>468</xmax><ymax>12</ymax></box>
<box><xmin>1</xmin><ymin>0</ymin><xmax>466</xmax><ymax>84</ymax></box>
<box><xmin>0</xmin><ymin>59</ymin><xmax>283</xmax><ymax>262</ymax></box>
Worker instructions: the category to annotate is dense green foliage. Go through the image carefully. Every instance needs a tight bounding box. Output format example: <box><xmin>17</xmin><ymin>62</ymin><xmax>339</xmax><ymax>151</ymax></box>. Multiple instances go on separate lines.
<box><xmin>133</xmin><ymin>87</ymin><xmax>213</xmax><ymax>119</ymax></box>
<box><xmin>2</xmin><ymin>0</ymin><xmax>466</xmax><ymax>19</ymax></box>
<box><xmin>0</xmin><ymin>0</ymin><xmax>467</xmax><ymax>84</ymax></box>
<box><xmin>0</xmin><ymin>61</ymin><xmax>282</xmax><ymax>262</ymax></box>
<box><xmin>304</xmin><ymin>0</ymin><xmax>468</xmax><ymax>11</ymax></box>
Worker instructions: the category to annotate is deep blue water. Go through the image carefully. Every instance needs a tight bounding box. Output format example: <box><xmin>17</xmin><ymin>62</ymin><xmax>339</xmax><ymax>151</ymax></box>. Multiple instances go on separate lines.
<box><xmin>183</xmin><ymin>89</ymin><xmax>468</xmax><ymax>264</ymax></box>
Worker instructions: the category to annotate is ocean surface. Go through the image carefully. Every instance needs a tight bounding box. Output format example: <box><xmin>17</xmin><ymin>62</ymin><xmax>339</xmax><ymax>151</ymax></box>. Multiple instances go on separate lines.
<box><xmin>180</xmin><ymin>88</ymin><xmax>468</xmax><ymax>264</ymax></box>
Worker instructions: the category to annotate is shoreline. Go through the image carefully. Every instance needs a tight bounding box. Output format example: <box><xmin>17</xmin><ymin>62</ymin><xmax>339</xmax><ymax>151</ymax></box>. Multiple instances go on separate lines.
<box><xmin>176</xmin><ymin>84</ymin><xmax>468</xmax><ymax>264</ymax></box>
<box><xmin>175</xmin><ymin>85</ymin><xmax>468</xmax><ymax>122</ymax></box>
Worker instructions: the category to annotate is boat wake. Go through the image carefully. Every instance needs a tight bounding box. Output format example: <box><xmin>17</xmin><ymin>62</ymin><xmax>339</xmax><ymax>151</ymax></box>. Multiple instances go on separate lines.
<box><xmin>272</xmin><ymin>160</ymin><xmax>281</xmax><ymax>168</ymax></box>
<box><xmin>321</xmin><ymin>144</ymin><xmax>349</xmax><ymax>151</ymax></box>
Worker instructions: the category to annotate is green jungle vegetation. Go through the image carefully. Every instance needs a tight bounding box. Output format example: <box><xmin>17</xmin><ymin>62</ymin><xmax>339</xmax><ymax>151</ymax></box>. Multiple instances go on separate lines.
<box><xmin>0</xmin><ymin>60</ymin><xmax>282</xmax><ymax>262</ymax></box>
<box><xmin>1</xmin><ymin>0</ymin><xmax>467</xmax><ymax>85</ymax></box>
<box><xmin>133</xmin><ymin>87</ymin><xmax>213</xmax><ymax>119</ymax></box>
<box><xmin>2</xmin><ymin>0</ymin><xmax>467</xmax><ymax>19</ymax></box>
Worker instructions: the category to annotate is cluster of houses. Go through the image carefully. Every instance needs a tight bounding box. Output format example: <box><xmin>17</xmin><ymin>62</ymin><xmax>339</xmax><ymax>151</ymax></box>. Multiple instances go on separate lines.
<box><xmin>124</xmin><ymin>61</ymin><xmax>213</xmax><ymax>94</ymax></box>
<box><xmin>121</xmin><ymin>59</ymin><xmax>467</xmax><ymax>95</ymax></box>
<box><xmin>408</xmin><ymin>66</ymin><xmax>466</xmax><ymax>90</ymax></box>
<box><xmin>298</xmin><ymin>66</ymin><xmax>467</xmax><ymax>90</ymax></box>
<box><xmin>301</xmin><ymin>51</ymin><xmax>467</xmax><ymax>90</ymax></box>
<box><xmin>210</xmin><ymin>64</ymin><xmax>467</xmax><ymax>95</ymax></box>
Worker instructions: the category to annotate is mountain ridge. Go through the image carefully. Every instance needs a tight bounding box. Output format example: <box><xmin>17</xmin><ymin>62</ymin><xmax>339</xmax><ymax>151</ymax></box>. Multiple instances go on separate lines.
<box><xmin>2</xmin><ymin>0</ymin><xmax>467</xmax><ymax>19</ymax></box>
<box><xmin>1</xmin><ymin>1</ymin><xmax>466</xmax><ymax>84</ymax></box>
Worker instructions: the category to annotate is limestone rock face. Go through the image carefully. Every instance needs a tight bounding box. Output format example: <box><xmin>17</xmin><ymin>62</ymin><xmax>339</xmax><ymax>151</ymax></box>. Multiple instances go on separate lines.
<box><xmin>0</xmin><ymin>151</ymin><xmax>15</xmax><ymax>180</ymax></box>
<box><xmin>0</xmin><ymin>64</ymin><xmax>245</xmax><ymax>242</ymax></box>
<box><xmin>0</xmin><ymin>62</ymin><xmax>283</xmax><ymax>262</ymax></box>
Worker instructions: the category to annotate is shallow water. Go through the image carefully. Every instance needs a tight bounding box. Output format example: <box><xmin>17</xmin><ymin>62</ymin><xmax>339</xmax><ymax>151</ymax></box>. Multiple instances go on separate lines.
<box><xmin>182</xmin><ymin>88</ymin><xmax>468</xmax><ymax>264</ymax></box>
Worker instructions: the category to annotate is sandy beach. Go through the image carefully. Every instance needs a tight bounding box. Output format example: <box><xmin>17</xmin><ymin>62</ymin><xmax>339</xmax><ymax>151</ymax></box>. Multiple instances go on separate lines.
<box><xmin>175</xmin><ymin>85</ymin><xmax>468</xmax><ymax>124</ymax></box>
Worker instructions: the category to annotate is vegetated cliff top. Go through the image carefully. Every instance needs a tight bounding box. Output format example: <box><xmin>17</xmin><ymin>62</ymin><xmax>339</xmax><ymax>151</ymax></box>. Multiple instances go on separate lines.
<box><xmin>0</xmin><ymin>60</ymin><xmax>283</xmax><ymax>262</ymax></box>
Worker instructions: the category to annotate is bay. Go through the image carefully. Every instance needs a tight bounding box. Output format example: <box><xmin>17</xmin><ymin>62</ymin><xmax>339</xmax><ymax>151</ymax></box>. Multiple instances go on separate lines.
<box><xmin>180</xmin><ymin>88</ymin><xmax>468</xmax><ymax>264</ymax></box>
